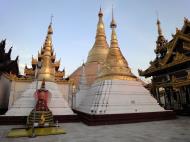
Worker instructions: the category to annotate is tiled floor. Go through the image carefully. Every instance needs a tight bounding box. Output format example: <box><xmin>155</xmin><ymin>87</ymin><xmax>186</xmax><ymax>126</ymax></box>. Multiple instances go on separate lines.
<box><xmin>0</xmin><ymin>116</ymin><xmax>190</xmax><ymax>142</ymax></box>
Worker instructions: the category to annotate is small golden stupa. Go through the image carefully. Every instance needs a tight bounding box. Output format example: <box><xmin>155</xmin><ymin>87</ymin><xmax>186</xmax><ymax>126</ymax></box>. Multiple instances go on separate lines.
<box><xmin>24</xmin><ymin>21</ymin><xmax>64</xmax><ymax>82</ymax></box>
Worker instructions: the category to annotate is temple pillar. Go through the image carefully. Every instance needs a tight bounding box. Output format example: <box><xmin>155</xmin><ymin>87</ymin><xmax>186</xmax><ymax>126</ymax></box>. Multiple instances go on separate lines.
<box><xmin>163</xmin><ymin>88</ymin><xmax>167</xmax><ymax>108</ymax></box>
<box><xmin>178</xmin><ymin>88</ymin><xmax>183</xmax><ymax>110</ymax></box>
<box><xmin>185</xmin><ymin>86</ymin><xmax>190</xmax><ymax>104</ymax></box>
<box><xmin>169</xmin><ymin>87</ymin><xmax>174</xmax><ymax>109</ymax></box>
<box><xmin>155</xmin><ymin>87</ymin><xmax>161</xmax><ymax>104</ymax></box>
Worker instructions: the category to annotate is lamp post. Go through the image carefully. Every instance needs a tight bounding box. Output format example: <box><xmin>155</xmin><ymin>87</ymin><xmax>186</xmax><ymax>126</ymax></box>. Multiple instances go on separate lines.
<box><xmin>31</xmin><ymin>61</ymin><xmax>42</xmax><ymax>138</ymax></box>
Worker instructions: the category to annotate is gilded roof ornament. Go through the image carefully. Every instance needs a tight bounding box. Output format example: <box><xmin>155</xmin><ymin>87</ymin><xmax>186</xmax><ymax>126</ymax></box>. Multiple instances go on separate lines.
<box><xmin>155</xmin><ymin>18</ymin><xmax>168</xmax><ymax>58</ymax></box>
<box><xmin>157</xmin><ymin>19</ymin><xmax>163</xmax><ymax>36</ymax></box>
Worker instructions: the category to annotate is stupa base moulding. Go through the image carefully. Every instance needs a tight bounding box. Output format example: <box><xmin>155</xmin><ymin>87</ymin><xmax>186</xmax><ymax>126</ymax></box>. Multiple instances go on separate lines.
<box><xmin>0</xmin><ymin>115</ymin><xmax>79</xmax><ymax>125</ymax></box>
<box><xmin>73</xmin><ymin>110</ymin><xmax>176</xmax><ymax>126</ymax></box>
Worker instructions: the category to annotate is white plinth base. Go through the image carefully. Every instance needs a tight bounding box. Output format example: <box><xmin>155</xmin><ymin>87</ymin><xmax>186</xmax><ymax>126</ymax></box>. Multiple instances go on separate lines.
<box><xmin>5</xmin><ymin>81</ymin><xmax>74</xmax><ymax>116</ymax></box>
<box><xmin>76</xmin><ymin>80</ymin><xmax>165</xmax><ymax>114</ymax></box>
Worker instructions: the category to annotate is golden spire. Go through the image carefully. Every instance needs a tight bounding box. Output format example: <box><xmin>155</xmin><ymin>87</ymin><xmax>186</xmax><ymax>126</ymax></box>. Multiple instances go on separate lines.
<box><xmin>110</xmin><ymin>6</ymin><xmax>118</xmax><ymax>48</ymax></box>
<box><xmin>38</xmin><ymin>19</ymin><xmax>55</xmax><ymax>81</ymax></box>
<box><xmin>97</xmin><ymin>8</ymin><xmax>136</xmax><ymax>81</ymax></box>
<box><xmin>86</xmin><ymin>7</ymin><xmax>109</xmax><ymax>64</ymax></box>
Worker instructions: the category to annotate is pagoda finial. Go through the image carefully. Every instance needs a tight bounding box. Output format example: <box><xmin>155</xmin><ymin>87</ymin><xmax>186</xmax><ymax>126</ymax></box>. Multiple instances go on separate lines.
<box><xmin>110</xmin><ymin>6</ymin><xmax>118</xmax><ymax>48</ymax></box>
<box><xmin>110</xmin><ymin>5</ymin><xmax>117</xmax><ymax>28</ymax></box>
<box><xmin>48</xmin><ymin>15</ymin><xmax>53</xmax><ymax>34</ymax></box>
<box><xmin>50</xmin><ymin>14</ymin><xmax>53</xmax><ymax>25</ymax></box>
<box><xmin>93</xmin><ymin>7</ymin><xmax>106</xmax><ymax>38</ymax></box>
<box><xmin>98</xmin><ymin>5</ymin><xmax>103</xmax><ymax>17</ymax></box>
<box><xmin>157</xmin><ymin>18</ymin><xmax>163</xmax><ymax>36</ymax></box>
<box><xmin>155</xmin><ymin>17</ymin><xmax>167</xmax><ymax>57</ymax></box>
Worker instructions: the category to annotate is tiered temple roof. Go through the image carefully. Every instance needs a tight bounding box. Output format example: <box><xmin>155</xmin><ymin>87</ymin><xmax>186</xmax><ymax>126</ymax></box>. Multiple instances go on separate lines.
<box><xmin>139</xmin><ymin>18</ymin><xmax>190</xmax><ymax>79</ymax></box>
<box><xmin>0</xmin><ymin>39</ymin><xmax>19</xmax><ymax>75</ymax></box>
<box><xmin>138</xmin><ymin>18</ymin><xmax>190</xmax><ymax>113</ymax></box>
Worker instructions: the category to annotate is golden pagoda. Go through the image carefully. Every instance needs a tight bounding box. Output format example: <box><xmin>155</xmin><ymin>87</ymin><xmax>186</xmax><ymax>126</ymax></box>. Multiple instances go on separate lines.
<box><xmin>3</xmin><ymin>19</ymin><xmax>74</xmax><ymax>118</ymax></box>
<box><xmin>70</xmin><ymin>7</ymin><xmax>109</xmax><ymax>86</ymax></box>
<box><xmin>74</xmin><ymin>9</ymin><xmax>175</xmax><ymax>125</ymax></box>
<box><xmin>86</xmin><ymin>7</ymin><xmax>109</xmax><ymax>64</ymax></box>
<box><xmin>24</xmin><ymin>21</ymin><xmax>65</xmax><ymax>81</ymax></box>
<box><xmin>97</xmin><ymin>10</ymin><xmax>136</xmax><ymax>81</ymax></box>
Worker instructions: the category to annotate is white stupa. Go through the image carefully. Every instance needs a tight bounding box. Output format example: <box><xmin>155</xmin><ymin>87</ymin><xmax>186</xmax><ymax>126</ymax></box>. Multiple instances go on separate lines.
<box><xmin>5</xmin><ymin>81</ymin><xmax>74</xmax><ymax>116</ymax></box>
<box><xmin>75</xmin><ymin>10</ymin><xmax>166</xmax><ymax>115</ymax></box>
<box><xmin>5</xmin><ymin>21</ymin><xmax>74</xmax><ymax>116</ymax></box>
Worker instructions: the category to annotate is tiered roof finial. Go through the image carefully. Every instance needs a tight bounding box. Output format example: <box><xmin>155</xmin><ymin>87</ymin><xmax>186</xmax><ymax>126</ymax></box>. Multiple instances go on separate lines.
<box><xmin>25</xmin><ymin>19</ymin><xmax>65</xmax><ymax>81</ymax></box>
<box><xmin>157</xmin><ymin>19</ymin><xmax>163</xmax><ymax>36</ymax></box>
<box><xmin>48</xmin><ymin>15</ymin><xmax>53</xmax><ymax>34</ymax></box>
<box><xmin>155</xmin><ymin>17</ymin><xmax>168</xmax><ymax>58</ymax></box>
<box><xmin>50</xmin><ymin>15</ymin><xmax>53</xmax><ymax>25</ymax></box>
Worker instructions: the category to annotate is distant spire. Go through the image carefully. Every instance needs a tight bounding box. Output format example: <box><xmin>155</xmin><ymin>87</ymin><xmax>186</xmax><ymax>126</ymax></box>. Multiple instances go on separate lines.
<box><xmin>157</xmin><ymin>19</ymin><xmax>163</xmax><ymax>36</ymax></box>
<box><xmin>48</xmin><ymin>15</ymin><xmax>53</xmax><ymax>34</ymax></box>
<box><xmin>110</xmin><ymin>5</ymin><xmax>117</xmax><ymax>28</ymax></box>
<box><xmin>155</xmin><ymin>17</ymin><xmax>167</xmax><ymax>57</ymax></box>
<box><xmin>50</xmin><ymin>14</ymin><xmax>53</xmax><ymax>25</ymax></box>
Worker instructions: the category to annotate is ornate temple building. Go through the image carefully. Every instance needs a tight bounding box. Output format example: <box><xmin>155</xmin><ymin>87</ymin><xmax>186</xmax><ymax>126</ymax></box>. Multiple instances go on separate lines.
<box><xmin>2</xmin><ymin>22</ymin><xmax>74</xmax><ymax>117</ymax></box>
<box><xmin>139</xmin><ymin>18</ymin><xmax>190</xmax><ymax>114</ymax></box>
<box><xmin>69</xmin><ymin>8</ymin><xmax>109</xmax><ymax>87</ymax></box>
<box><xmin>0</xmin><ymin>39</ymin><xmax>19</xmax><ymax>75</ymax></box>
<box><xmin>0</xmin><ymin>40</ymin><xmax>19</xmax><ymax>114</ymax></box>
<box><xmin>0</xmin><ymin>8</ymin><xmax>176</xmax><ymax>125</ymax></box>
<box><xmin>74</xmin><ymin>10</ymin><xmax>174</xmax><ymax>125</ymax></box>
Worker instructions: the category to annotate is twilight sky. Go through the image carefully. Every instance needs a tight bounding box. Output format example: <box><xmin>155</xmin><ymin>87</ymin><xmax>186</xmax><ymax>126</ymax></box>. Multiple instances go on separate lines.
<box><xmin>0</xmin><ymin>0</ymin><xmax>189</xmax><ymax>82</ymax></box>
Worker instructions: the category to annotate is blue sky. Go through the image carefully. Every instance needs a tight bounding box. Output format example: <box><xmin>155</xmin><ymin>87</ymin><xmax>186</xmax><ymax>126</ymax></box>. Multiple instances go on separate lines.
<box><xmin>0</xmin><ymin>0</ymin><xmax>189</xmax><ymax>81</ymax></box>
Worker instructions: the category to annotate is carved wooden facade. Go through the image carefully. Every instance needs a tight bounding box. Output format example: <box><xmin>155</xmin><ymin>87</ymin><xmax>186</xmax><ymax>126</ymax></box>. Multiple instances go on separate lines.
<box><xmin>0</xmin><ymin>39</ymin><xmax>19</xmax><ymax>75</ymax></box>
<box><xmin>139</xmin><ymin>18</ymin><xmax>190</xmax><ymax>114</ymax></box>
